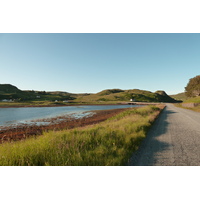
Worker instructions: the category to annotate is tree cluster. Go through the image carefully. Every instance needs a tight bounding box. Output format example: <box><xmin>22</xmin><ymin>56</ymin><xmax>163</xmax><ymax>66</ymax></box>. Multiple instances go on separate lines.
<box><xmin>185</xmin><ymin>75</ymin><xmax>200</xmax><ymax>97</ymax></box>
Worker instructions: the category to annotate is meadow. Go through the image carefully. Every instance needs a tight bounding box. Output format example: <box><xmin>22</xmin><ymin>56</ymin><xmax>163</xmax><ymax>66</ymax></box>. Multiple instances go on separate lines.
<box><xmin>0</xmin><ymin>105</ymin><xmax>164</xmax><ymax>166</ymax></box>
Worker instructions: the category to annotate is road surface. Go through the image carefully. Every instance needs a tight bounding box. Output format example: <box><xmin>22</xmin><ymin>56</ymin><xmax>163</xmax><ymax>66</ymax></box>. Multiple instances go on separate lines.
<box><xmin>128</xmin><ymin>104</ymin><xmax>200</xmax><ymax>166</ymax></box>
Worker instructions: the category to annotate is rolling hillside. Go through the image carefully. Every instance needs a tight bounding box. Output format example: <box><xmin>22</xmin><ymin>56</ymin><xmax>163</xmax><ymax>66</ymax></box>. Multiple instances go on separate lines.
<box><xmin>0</xmin><ymin>84</ymin><xmax>178</xmax><ymax>103</ymax></box>
<box><xmin>170</xmin><ymin>92</ymin><xmax>187</xmax><ymax>101</ymax></box>
<box><xmin>0</xmin><ymin>84</ymin><xmax>74</xmax><ymax>101</ymax></box>
<box><xmin>74</xmin><ymin>88</ymin><xmax>179</xmax><ymax>103</ymax></box>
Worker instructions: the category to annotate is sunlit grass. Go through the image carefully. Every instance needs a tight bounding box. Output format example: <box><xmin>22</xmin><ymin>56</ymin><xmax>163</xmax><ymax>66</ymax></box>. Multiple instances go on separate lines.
<box><xmin>175</xmin><ymin>96</ymin><xmax>200</xmax><ymax>112</ymax></box>
<box><xmin>0</xmin><ymin>105</ymin><xmax>164</xmax><ymax>166</ymax></box>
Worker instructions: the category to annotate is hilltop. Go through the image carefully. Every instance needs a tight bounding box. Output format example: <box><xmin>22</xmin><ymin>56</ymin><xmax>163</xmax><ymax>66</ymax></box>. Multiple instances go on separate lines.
<box><xmin>74</xmin><ymin>88</ymin><xmax>178</xmax><ymax>103</ymax></box>
<box><xmin>0</xmin><ymin>84</ymin><xmax>28</xmax><ymax>100</ymax></box>
<box><xmin>0</xmin><ymin>84</ymin><xmax>178</xmax><ymax>104</ymax></box>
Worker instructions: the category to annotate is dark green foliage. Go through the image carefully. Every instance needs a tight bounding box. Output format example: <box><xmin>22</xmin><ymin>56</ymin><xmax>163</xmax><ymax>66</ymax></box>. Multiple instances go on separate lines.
<box><xmin>185</xmin><ymin>75</ymin><xmax>200</xmax><ymax>97</ymax></box>
<box><xmin>154</xmin><ymin>91</ymin><xmax>178</xmax><ymax>102</ymax></box>
<box><xmin>123</xmin><ymin>90</ymin><xmax>177</xmax><ymax>102</ymax></box>
<box><xmin>0</xmin><ymin>84</ymin><xmax>21</xmax><ymax>93</ymax></box>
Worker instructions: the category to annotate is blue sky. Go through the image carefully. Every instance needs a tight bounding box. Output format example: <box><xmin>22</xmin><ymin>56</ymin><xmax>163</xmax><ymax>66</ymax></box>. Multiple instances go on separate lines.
<box><xmin>0</xmin><ymin>33</ymin><xmax>200</xmax><ymax>94</ymax></box>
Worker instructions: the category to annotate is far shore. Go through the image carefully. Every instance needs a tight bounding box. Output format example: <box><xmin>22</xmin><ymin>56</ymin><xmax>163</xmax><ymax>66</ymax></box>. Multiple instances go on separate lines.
<box><xmin>0</xmin><ymin>101</ymin><xmax>162</xmax><ymax>108</ymax></box>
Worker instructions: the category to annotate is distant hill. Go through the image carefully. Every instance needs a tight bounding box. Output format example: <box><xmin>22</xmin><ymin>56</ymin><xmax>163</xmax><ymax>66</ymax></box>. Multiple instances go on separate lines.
<box><xmin>0</xmin><ymin>84</ymin><xmax>74</xmax><ymax>101</ymax></box>
<box><xmin>0</xmin><ymin>84</ymin><xmax>179</xmax><ymax>103</ymax></box>
<box><xmin>0</xmin><ymin>84</ymin><xmax>25</xmax><ymax>100</ymax></box>
<box><xmin>0</xmin><ymin>84</ymin><xmax>21</xmax><ymax>93</ymax></box>
<box><xmin>74</xmin><ymin>88</ymin><xmax>178</xmax><ymax>103</ymax></box>
<box><xmin>170</xmin><ymin>92</ymin><xmax>187</xmax><ymax>101</ymax></box>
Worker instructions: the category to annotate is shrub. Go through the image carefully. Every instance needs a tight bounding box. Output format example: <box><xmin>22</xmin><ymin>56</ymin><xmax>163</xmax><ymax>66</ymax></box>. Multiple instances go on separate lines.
<box><xmin>185</xmin><ymin>75</ymin><xmax>200</xmax><ymax>97</ymax></box>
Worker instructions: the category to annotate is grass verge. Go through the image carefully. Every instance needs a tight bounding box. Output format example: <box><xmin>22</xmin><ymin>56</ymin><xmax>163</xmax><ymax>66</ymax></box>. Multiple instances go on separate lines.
<box><xmin>175</xmin><ymin>103</ymin><xmax>200</xmax><ymax>112</ymax></box>
<box><xmin>0</xmin><ymin>105</ymin><xmax>165</xmax><ymax>166</ymax></box>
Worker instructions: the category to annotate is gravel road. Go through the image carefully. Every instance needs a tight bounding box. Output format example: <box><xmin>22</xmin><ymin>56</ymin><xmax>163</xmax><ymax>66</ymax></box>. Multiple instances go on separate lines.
<box><xmin>128</xmin><ymin>104</ymin><xmax>200</xmax><ymax>166</ymax></box>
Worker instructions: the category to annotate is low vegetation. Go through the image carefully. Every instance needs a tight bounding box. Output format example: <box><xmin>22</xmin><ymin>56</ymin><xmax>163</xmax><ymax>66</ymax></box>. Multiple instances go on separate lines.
<box><xmin>0</xmin><ymin>105</ymin><xmax>164</xmax><ymax>166</ymax></box>
<box><xmin>183</xmin><ymin>96</ymin><xmax>200</xmax><ymax>103</ymax></box>
<box><xmin>175</xmin><ymin>96</ymin><xmax>200</xmax><ymax>112</ymax></box>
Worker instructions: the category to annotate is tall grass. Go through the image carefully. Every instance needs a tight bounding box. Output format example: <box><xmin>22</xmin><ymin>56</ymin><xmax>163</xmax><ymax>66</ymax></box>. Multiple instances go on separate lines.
<box><xmin>0</xmin><ymin>105</ymin><xmax>164</xmax><ymax>166</ymax></box>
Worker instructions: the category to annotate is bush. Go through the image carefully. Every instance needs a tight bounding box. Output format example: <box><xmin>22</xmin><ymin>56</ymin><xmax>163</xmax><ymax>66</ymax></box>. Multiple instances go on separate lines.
<box><xmin>185</xmin><ymin>75</ymin><xmax>200</xmax><ymax>97</ymax></box>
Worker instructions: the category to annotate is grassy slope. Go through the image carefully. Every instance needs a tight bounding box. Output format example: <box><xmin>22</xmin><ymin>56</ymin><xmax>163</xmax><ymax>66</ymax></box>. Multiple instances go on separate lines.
<box><xmin>183</xmin><ymin>96</ymin><xmax>200</xmax><ymax>103</ymax></box>
<box><xmin>175</xmin><ymin>96</ymin><xmax>200</xmax><ymax>112</ymax></box>
<box><xmin>74</xmin><ymin>89</ymin><xmax>177</xmax><ymax>103</ymax></box>
<box><xmin>0</xmin><ymin>105</ymin><xmax>164</xmax><ymax>166</ymax></box>
<box><xmin>170</xmin><ymin>92</ymin><xmax>187</xmax><ymax>101</ymax></box>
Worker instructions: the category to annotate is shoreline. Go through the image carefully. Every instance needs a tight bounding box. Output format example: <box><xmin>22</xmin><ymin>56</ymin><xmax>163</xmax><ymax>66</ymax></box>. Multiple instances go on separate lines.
<box><xmin>0</xmin><ymin>103</ymin><xmax>124</xmax><ymax>108</ymax></box>
<box><xmin>0</xmin><ymin>102</ymin><xmax>161</xmax><ymax>108</ymax></box>
<box><xmin>0</xmin><ymin>108</ymin><xmax>132</xmax><ymax>143</ymax></box>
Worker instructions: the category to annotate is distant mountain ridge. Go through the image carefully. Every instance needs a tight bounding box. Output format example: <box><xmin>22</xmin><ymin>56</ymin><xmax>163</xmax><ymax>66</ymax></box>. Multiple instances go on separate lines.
<box><xmin>0</xmin><ymin>84</ymin><xmax>179</xmax><ymax>103</ymax></box>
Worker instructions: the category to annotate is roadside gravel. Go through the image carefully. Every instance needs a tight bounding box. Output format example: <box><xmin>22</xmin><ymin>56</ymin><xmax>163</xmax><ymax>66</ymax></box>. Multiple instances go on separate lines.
<box><xmin>128</xmin><ymin>103</ymin><xmax>200</xmax><ymax>166</ymax></box>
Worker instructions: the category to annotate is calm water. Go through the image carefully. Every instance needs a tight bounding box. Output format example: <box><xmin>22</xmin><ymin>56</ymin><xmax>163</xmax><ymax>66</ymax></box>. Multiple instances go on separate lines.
<box><xmin>0</xmin><ymin>104</ymin><xmax>141</xmax><ymax>127</ymax></box>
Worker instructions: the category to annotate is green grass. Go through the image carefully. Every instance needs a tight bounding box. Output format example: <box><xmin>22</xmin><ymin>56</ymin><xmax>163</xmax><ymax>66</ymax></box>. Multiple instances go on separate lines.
<box><xmin>183</xmin><ymin>96</ymin><xmax>200</xmax><ymax>103</ymax></box>
<box><xmin>0</xmin><ymin>105</ymin><xmax>164</xmax><ymax>166</ymax></box>
<box><xmin>170</xmin><ymin>92</ymin><xmax>187</xmax><ymax>101</ymax></box>
<box><xmin>174</xmin><ymin>96</ymin><xmax>200</xmax><ymax>112</ymax></box>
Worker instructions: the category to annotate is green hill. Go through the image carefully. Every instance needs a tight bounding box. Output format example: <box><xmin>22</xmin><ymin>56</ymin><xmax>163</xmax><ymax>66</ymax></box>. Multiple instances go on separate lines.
<box><xmin>0</xmin><ymin>84</ymin><xmax>21</xmax><ymax>93</ymax></box>
<box><xmin>0</xmin><ymin>84</ymin><xmax>25</xmax><ymax>100</ymax></box>
<box><xmin>0</xmin><ymin>84</ymin><xmax>178</xmax><ymax>103</ymax></box>
<box><xmin>0</xmin><ymin>84</ymin><xmax>74</xmax><ymax>102</ymax></box>
<box><xmin>74</xmin><ymin>88</ymin><xmax>178</xmax><ymax>103</ymax></box>
<box><xmin>170</xmin><ymin>92</ymin><xmax>187</xmax><ymax>101</ymax></box>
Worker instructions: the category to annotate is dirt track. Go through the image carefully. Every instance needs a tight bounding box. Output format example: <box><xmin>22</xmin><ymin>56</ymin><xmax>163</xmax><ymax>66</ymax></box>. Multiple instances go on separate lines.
<box><xmin>129</xmin><ymin>104</ymin><xmax>200</xmax><ymax>166</ymax></box>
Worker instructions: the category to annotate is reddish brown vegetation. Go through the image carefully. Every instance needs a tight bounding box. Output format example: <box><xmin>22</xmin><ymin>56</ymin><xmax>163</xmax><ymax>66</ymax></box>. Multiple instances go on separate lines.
<box><xmin>0</xmin><ymin>108</ymin><xmax>129</xmax><ymax>143</ymax></box>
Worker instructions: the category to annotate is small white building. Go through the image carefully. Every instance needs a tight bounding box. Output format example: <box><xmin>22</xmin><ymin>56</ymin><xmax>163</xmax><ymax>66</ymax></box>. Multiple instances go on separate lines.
<box><xmin>1</xmin><ymin>99</ymin><xmax>13</xmax><ymax>102</ymax></box>
<box><xmin>130</xmin><ymin>99</ymin><xmax>135</xmax><ymax>102</ymax></box>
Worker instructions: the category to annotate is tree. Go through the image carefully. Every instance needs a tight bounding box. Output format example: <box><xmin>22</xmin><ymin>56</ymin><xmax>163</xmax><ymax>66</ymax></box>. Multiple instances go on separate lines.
<box><xmin>185</xmin><ymin>75</ymin><xmax>200</xmax><ymax>97</ymax></box>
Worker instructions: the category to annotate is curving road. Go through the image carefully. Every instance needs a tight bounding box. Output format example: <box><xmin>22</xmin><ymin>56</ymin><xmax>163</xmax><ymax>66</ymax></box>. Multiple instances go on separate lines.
<box><xmin>128</xmin><ymin>104</ymin><xmax>200</xmax><ymax>166</ymax></box>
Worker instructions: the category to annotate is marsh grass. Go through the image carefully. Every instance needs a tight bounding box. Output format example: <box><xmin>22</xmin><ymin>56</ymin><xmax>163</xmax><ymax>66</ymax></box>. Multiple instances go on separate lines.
<box><xmin>0</xmin><ymin>105</ymin><xmax>164</xmax><ymax>166</ymax></box>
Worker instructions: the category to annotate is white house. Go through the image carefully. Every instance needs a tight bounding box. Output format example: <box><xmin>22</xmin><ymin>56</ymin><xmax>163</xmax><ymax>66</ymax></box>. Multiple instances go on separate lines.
<box><xmin>1</xmin><ymin>99</ymin><xmax>13</xmax><ymax>102</ymax></box>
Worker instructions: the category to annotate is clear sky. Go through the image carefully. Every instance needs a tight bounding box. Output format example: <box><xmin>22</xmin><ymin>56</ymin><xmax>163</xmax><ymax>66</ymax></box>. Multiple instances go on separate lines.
<box><xmin>0</xmin><ymin>33</ymin><xmax>200</xmax><ymax>94</ymax></box>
